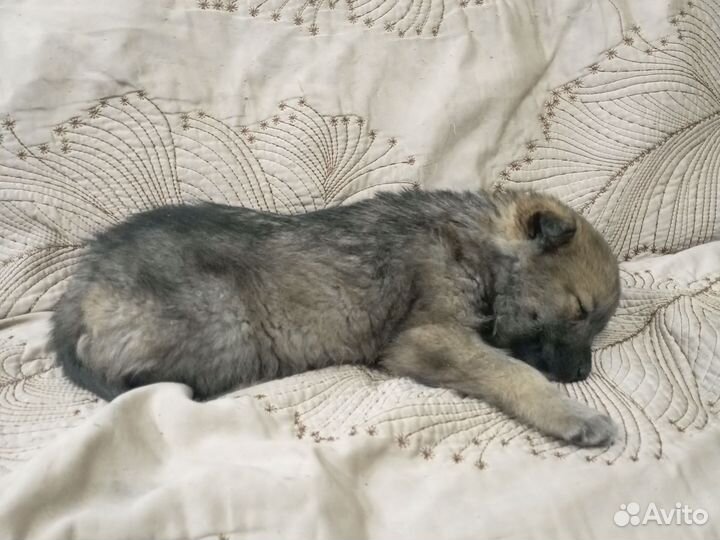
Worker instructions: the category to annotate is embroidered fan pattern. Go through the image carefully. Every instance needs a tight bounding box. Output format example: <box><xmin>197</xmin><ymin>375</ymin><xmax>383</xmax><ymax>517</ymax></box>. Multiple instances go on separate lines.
<box><xmin>239</xmin><ymin>246</ymin><xmax>720</xmax><ymax>466</ymax></box>
<box><xmin>0</xmin><ymin>92</ymin><xmax>415</xmax><ymax>320</ymax></box>
<box><xmin>496</xmin><ymin>1</ymin><xmax>720</xmax><ymax>261</ymax></box>
<box><xmin>0</xmin><ymin>333</ymin><xmax>100</xmax><ymax>473</ymax></box>
<box><xmin>193</xmin><ymin>0</ymin><xmax>485</xmax><ymax>37</ymax></box>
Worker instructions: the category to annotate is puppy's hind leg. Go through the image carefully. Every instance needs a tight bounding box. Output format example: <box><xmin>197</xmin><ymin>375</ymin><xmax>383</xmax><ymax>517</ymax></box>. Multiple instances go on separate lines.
<box><xmin>51</xmin><ymin>284</ymin><xmax>129</xmax><ymax>401</ymax></box>
<box><xmin>382</xmin><ymin>324</ymin><xmax>616</xmax><ymax>447</ymax></box>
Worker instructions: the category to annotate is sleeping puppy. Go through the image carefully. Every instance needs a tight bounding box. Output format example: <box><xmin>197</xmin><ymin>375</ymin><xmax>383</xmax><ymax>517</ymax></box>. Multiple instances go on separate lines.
<box><xmin>51</xmin><ymin>189</ymin><xmax>621</xmax><ymax>447</ymax></box>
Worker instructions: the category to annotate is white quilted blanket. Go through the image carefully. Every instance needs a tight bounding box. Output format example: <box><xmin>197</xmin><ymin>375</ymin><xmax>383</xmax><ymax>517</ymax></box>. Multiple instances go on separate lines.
<box><xmin>0</xmin><ymin>0</ymin><xmax>718</xmax><ymax>538</ymax></box>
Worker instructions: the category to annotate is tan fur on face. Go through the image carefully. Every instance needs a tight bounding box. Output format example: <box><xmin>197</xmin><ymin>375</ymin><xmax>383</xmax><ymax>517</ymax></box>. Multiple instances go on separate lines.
<box><xmin>515</xmin><ymin>193</ymin><xmax>619</xmax><ymax>316</ymax></box>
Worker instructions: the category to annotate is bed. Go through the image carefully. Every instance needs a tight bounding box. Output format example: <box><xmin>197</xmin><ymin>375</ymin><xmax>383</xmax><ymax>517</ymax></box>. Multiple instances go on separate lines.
<box><xmin>0</xmin><ymin>0</ymin><xmax>718</xmax><ymax>538</ymax></box>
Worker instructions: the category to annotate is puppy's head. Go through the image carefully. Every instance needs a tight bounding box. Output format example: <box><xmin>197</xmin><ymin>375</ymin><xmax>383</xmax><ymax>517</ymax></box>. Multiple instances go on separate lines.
<box><xmin>482</xmin><ymin>192</ymin><xmax>620</xmax><ymax>383</ymax></box>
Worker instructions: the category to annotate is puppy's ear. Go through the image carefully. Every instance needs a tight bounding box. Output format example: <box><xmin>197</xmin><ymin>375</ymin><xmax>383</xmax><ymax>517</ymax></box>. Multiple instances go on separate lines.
<box><xmin>527</xmin><ymin>211</ymin><xmax>576</xmax><ymax>250</ymax></box>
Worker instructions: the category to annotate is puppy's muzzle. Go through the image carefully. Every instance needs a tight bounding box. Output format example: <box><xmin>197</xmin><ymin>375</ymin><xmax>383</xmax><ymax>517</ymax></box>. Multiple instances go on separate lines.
<box><xmin>511</xmin><ymin>339</ymin><xmax>592</xmax><ymax>383</ymax></box>
<box><xmin>545</xmin><ymin>342</ymin><xmax>592</xmax><ymax>382</ymax></box>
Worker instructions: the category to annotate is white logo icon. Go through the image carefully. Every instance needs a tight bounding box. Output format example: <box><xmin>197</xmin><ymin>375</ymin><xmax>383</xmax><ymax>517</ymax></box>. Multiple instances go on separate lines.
<box><xmin>614</xmin><ymin>502</ymin><xmax>709</xmax><ymax>527</ymax></box>
<box><xmin>614</xmin><ymin>502</ymin><xmax>641</xmax><ymax>527</ymax></box>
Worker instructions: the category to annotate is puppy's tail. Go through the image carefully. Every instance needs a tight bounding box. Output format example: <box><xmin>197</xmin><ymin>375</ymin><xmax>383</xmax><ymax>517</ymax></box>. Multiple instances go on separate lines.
<box><xmin>50</xmin><ymin>286</ymin><xmax>123</xmax><ymax>402</ymax></box>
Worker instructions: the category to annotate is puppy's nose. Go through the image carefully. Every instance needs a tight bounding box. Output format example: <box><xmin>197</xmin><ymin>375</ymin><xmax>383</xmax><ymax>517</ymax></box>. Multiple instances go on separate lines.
<box><xmin>575</xmin><ymin>361</ymin><xmax>592</xmax><ymax>381</ymax></box>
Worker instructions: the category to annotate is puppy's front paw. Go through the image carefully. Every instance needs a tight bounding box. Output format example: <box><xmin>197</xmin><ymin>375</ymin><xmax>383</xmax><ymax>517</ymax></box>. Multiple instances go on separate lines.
<box><xmin>561</xmin><ymin>403</ymin><xmax>617</xmax><ymax>447</ymax></box>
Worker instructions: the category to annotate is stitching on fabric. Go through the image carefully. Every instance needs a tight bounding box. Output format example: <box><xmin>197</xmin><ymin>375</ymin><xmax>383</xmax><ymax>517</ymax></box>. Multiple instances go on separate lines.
<box><xmin>0</xmin><ymin>92</ymin><xmax>416</xmax><ymax>319</ymax></box>
<box><xmin>192</xmin><ymin>0</ymin><xmax>486</xmax><ymax>37</ymax></box>
<box><xmin>495</xmin><ymin>0</ymin><xmax>720</xmax><ymax>262</ymax></box>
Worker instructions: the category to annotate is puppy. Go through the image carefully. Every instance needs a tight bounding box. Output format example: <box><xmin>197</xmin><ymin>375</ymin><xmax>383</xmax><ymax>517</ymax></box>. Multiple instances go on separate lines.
<box><xmin>51</xmin><ymin>189</ymin><xmax>620</xmax><ymax>446</ymax></box>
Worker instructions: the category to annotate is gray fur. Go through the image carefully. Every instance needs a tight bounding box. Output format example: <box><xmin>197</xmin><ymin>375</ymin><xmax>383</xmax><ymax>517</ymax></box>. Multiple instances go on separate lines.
<box><xmin>51</xmin><ymin>189</ymin><xmax>620</xmax><ymax>447</ymax></box>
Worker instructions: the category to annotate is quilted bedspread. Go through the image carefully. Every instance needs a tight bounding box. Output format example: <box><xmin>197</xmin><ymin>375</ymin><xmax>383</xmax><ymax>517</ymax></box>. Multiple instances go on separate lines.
<box><xmin>0</xmin><ymin>0</ymin><xmax>718</xmax><ymax>538</ymax></box>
